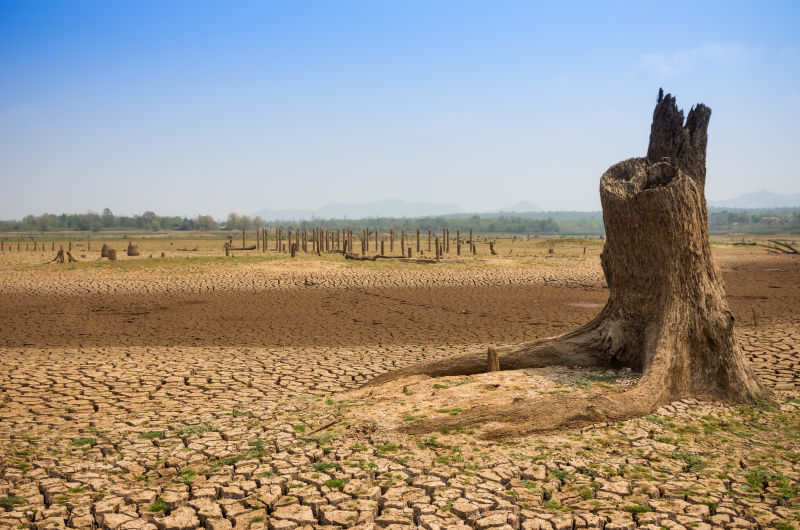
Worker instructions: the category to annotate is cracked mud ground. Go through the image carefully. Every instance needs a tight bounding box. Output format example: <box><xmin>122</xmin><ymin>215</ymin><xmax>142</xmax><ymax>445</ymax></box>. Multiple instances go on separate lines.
<box><xmin>0</xmin><ymin>245</ymin><xmax>798</xmax><ymax>529</ymax></box>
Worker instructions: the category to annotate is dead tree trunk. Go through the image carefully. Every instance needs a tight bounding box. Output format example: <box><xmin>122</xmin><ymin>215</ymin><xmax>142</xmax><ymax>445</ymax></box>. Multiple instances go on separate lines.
<box><xmin>364</xmin><ymin>90</ymin><xmax>769</xmax><ymax>438</ymax></box>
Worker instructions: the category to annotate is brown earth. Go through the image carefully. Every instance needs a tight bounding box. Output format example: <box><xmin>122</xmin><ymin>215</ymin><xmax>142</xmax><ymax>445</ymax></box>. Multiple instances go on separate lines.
<box><xmin>0</xmin><ymin>248</ymin><xmax>796</xmax><ymax>351</ymax></box>
<box><xmin>0</xmin><ymin>245</ymin><xmax>798</xmax><ymax>529</ymax></box>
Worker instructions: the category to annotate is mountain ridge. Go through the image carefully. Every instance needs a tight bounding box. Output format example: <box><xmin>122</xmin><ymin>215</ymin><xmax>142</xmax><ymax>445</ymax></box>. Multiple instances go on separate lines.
<box><xmin>709</xmin><ymin>190</ymin><xmax>800</xmax><ymax>209</ymax></box>
<box><xmin>253</xmin><ymin>198</ymin><xmax>542</xmax><ymax>221</ymax></box>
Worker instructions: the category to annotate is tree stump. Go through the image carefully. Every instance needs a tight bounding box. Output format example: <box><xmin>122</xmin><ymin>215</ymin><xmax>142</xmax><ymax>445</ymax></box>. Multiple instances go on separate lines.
<box><xmin>487</xmin><ymin>347</ymin><xmax>500</xmax><ymax>372</ymax></box>
<box><xmin>363</xmin><ymin>90</ymin><xmax>769</xmax><ymax>438</ymax></box>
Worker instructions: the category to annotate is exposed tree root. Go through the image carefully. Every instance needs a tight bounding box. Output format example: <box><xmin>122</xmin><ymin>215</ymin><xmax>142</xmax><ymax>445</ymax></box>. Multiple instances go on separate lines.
<box><xmin>400</xmin><ymin>388</ymin><xmax>658</xmax><ymax>439</ymax></box>
<box><xmin>363</xmin><ymin>323</ymin><xmax>609</xmax><ymax>388</ymax></box>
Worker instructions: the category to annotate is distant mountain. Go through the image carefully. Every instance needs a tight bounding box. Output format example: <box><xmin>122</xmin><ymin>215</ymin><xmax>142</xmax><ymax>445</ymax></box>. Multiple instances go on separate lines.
<box><xmin>495</xmin><ymin>201</ymin><xmax>542</xmax><ymax>213</ymax></box>
<box><xmin>254</xmin><ymin>199</ymin><xmax>465</xmax><ymax>221</ymax></box>
<box><xmin>710</xmin><ymin>190</ymin><xmax>800</xmax><ymax>209</ymax></box>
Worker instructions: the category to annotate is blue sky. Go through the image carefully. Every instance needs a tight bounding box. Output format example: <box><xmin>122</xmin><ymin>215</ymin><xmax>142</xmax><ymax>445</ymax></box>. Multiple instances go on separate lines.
<box><xmin>1</xmin><ymin>0</ymin><xmax>798</xmax><ymax>219</ymax></box>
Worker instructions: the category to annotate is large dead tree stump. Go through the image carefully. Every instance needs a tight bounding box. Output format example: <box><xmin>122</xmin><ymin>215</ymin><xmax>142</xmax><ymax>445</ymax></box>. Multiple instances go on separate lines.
<box><xmin>364</xmin><ymin>90</ymin><xmax>769</xmax><ymax>437</ymax></box>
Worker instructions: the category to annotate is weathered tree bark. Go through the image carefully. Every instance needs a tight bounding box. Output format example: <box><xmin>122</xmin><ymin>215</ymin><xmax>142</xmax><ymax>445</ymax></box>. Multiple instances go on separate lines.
<box><xmin>364</xmin><ymin>91</ymin><xmax>769</xmax><ymax>437</ymax></box>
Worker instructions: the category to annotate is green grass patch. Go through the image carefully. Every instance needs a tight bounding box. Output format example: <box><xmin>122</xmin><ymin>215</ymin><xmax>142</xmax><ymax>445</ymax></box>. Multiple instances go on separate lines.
<box><xmin>376</xmin><ymin>443</ymin><xmax>399</xmax><ymax>454</ymax></box>
<box><xmin>325</xmin><ymin>479</ymin><xmax>345</xmax><ymax>490</ymax></box>
<box><xmin>179</xmin><ymin>468</ymin><xmax>197</xmax><ymax>484</ymax></box>
<box><xmin>176</xmin><ymin>423</ymin><xmax>218</xmax><ymax>437</ymax></box>
<box><xmin>624</xmin><ymin>503</ymin><xmax>652</xmax><ymax>515</ymax></box>
<box><xmin>672</xmin><ymin>450</ymin><xmax>706</xmax><ymax>472</ymax></box>
<box><xmin>312</xmin><ymin>461</ymin><xmax>341</xmax><ymax>472</ymax></box>
<box><xmin>0</xmin><ymin>496</ymin><xmax>26</xmax><ymax>509</ymax></box>
<box><xmin>149</xmin><ymin>498</ymin><xmax>168</xmax><ymax>513</ymax></box>
<box><xmin>139</xmin><ymin>431</ymin><xmax>165</xmax><ymax>440</ymax></box>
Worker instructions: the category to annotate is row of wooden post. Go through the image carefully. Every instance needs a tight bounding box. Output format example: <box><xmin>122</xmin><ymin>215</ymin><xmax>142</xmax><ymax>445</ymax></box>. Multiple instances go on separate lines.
<box><xmin>1</xmin><ymin>239</ymin><xmax>84</xmax><ymax>252</ymax></box>
<box><xmin>0</xmin><ymin>228</ymin><xmax>481</xmax><ymax>258</ymax></box>
<box><xmin>234</xmin><ymin>226</ymin><xmax>480</xmax><ymax>258</ymax></box>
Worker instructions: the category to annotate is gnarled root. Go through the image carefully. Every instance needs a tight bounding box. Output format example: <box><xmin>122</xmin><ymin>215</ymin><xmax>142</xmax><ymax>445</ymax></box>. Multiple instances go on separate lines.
<box><xmin>400</xmin><ymin>387</ymin><xmax>658</xmax><ymax>439</ymax></box>
<box><xmin>363</xmin><ymin>312</ymin><xmax>770</xmax><ymax>438</ymax></box>
<box><xmin>363</xmin><ymin>318</ymin><xmax>612</xmax><ymax>388</ymax></box>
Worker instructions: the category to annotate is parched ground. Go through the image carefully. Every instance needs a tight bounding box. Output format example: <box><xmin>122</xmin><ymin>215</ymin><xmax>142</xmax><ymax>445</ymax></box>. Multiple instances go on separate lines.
<box><xmin>0</xmin><ymin>242</ymin><xmax>798</xmax><ymax>529</ymax></box>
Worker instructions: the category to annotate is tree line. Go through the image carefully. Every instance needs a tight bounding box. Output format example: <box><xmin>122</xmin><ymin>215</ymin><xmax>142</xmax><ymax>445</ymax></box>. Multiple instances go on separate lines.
<box><xmin>0</xmin><ymin>209</ymin><xmax>219</xmax><ymax>232</ymax></box>
<box><xmin>2</xmin><ymin>208</ymin><xmax>798</xmax><ymax>236</ymax></box>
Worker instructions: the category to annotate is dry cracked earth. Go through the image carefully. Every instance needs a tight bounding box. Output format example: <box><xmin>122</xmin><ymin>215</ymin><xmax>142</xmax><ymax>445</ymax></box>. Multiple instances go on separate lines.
<box><xmin>0</xmin><ymin>244</ymin><xmax>798</xmax><ymax>530</ymax></box>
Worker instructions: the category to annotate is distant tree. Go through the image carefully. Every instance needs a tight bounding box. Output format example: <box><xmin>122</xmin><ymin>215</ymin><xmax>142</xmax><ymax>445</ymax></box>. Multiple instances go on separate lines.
<box><xmin>102</xmin><ymin>208</ymin><xmax>115</xmax><ymax>227</ymax></box>
<box><xmin>226</xmin><ymin>212</ymin><xmax>253</xmax><ymax>230</ymax></box>
<box><xmin>196</xmin><ymin>215</ymin><xmax>218</xmax><ymax>230</ymax></box>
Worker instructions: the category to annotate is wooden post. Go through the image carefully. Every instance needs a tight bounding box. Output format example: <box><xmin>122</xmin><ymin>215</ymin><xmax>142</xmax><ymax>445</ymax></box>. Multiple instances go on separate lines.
<box><xmin>242</xmin><ymin>228</ymin><xmax>245</xmax><ymax>249</ymax></box>
<box><xmin>375</xmin><ymin>227</ymin><xmax>378</xmax><ymax>252</ymax></box>
<box><xmin>225</xmin><ymin>242</ymin><xmax>230</xmax><ymax>256</ymax></box>
<box><xmin>435</xmin><ymin>237</ymin><xmax>440</xmax><ymax>260</ymax></box>
<box><xmin>446</xmin><ymin>228</ymin><xmax>450</xmax><ymax>253</ymax></box>
<box><xmin>487</xmin><ymin>347</ymin><xmax>499</xmax><ymax>372</ymax></box>
<box><xmin>381</xmin><ymin>239</ymin><xmax>385</xmax><ymax>256</ymax></box>
<box><xmin>291</xmin><ymin>242</ymin><xmax>296</xmax><ymax>258</ymax></box>
<box><xmin>68</xmin><ymin>239</ymin><xmax>72</xmax><ymax>252</ymax></box>
<box><xmin>401</xmin><ymin>230</ymin><xmax>405</xmax><ymax>252</ymax></box>
<box><xmin>390</xmin><ymin>228</ymin><xmax>394</xmax><ymax>252</ymax></box>
<box><xmin>295</xmin><ymin>228</ymin><xmax>299</xmax><ymax>252</ymax></box>
<box><xmin>87</xmin><ymin>238</ymin><xmax>91</xmax><ymax>251</ymax></box>
<box><xmin>428</xmin><ymin>229</ymin><xmax>432</xmax><ymax>252</ymax></box>
<box><xmin>407</xmin><ymin>247</ymin><xmax>412</xmax><ymax>258</ymax></box>
<box><xmin>288</xmin><ymin>229</ymin><xmax>292</xmax><ymax>253</ymax></box>
<box><xmin>416</xmin><ymin>228</ymin><xmax>420</xmax><ymax>254</ymax></box>
<box><xmin>457</xmin><ymin>229</ymin><xmax>461</xmax><ymax>255</ymax></box>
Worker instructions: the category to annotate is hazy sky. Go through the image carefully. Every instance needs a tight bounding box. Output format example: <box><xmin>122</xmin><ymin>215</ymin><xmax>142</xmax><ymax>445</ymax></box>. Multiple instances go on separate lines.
<box><xmin>1</xmin><ymin>1</ymin><xmax>798</xmax><ymax>220</ymax></box>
